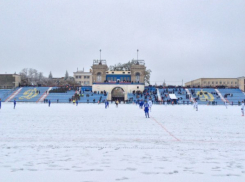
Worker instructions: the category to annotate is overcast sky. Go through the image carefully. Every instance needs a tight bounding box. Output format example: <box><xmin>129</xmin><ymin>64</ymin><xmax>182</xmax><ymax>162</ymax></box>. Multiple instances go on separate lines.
<box><xmin>0</xmin><ymin>0</ymin><xmax>244</xmax><ymax>85</ymax></box>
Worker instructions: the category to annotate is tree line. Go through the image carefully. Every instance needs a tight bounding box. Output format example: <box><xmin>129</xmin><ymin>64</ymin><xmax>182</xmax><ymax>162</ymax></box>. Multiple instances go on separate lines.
<box><xmin>19</xmin><ymin>68</ymin><xmax>75</xmax><ymax>86</ymax></box>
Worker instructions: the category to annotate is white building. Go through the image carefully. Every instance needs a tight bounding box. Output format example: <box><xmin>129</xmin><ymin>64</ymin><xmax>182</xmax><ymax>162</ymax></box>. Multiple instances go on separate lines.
<box><xmin>73</xmin><ymin>69</ymin><xmax>92</xmax><ymax>86</ymax></box>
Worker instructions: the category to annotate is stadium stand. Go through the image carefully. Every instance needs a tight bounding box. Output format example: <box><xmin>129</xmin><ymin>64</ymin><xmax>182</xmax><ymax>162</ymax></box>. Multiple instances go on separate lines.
<box><xmin>218</xmin><ymin>88</ymin><xmax>245</xmax><ymax>105</ymax></box>
<box><xmin>188</xmin><ymin>88</ymin><xmax>224</xmax><ymax>105</ymax></box>
<box><xmin>1</xmin><ymin>86</ymin><xmax>244</xmax><ymax>105</ymax></box>
<box><xmin>9</xmin><ymin>87</ymin><xmax>50</xmax><ymax>102</ymax></box>
<box><xmin>0</xmin><ymin>89</ymin><xmax>14</xmax><ymax>100</ymax></box>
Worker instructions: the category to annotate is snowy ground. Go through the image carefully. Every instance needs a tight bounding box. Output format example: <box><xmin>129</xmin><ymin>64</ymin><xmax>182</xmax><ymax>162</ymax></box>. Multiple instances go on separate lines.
<box><xmin>0</xmin><ymin>103</ymin><xmax>245</xmax><ymax>182</ymax></box>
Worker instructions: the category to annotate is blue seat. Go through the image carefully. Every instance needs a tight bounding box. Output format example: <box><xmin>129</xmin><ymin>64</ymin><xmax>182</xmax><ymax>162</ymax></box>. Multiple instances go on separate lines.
<box><xmin>10</xmin><ymin>87</ymin><xmax>51</xmax><ymax>102</ymax></box>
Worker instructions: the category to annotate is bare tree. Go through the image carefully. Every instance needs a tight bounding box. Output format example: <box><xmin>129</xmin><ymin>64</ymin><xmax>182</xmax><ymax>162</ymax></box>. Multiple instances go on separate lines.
<box><xmin>48</xmin><ymin>71</ymin><xmax>53</xmax><ymax>79</ymax></box>
<box><xmin>65</xmin><ymin>70</ymin><xmax>69</xmax><ymax>80</ymax></box>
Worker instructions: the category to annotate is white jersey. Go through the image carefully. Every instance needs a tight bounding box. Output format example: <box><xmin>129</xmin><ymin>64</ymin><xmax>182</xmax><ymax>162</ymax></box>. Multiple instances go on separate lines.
<box><xmin>242</xmin><ymin>103</ymin><xmax>244</xmax><ymax>110</ymax></box>
<box><xmin>195</xmin><ymin>102</ymin><xmax>198</xmax><ymax>108</ymax></box>
<box><xmin>148</xmin><ymin>100</ymin><xmax>152</xmax><ymax>107</ymax></box>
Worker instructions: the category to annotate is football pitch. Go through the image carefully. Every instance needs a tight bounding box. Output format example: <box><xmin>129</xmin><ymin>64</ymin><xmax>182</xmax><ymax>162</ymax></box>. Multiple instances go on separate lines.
<box><xmin>0</xmin><ymin>103</ymin><xmax>245</xmax><ymax>182</ymax></box>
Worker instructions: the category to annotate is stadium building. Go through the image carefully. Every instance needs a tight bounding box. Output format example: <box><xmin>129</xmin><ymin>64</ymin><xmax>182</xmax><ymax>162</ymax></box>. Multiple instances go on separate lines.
<box><xmin>91</xmin><ymin>60</ymin><xmax>146</xmax><ymax>101</ymax></box>
<box><xmin>0</xmin><ymin>74</ymin><xmax>21</xmax><ymax>89</ymax></box>
<box><xmin>185</xmin><ymin>77</ymin><xmax>245</xmax><ymax>91</ymax></box>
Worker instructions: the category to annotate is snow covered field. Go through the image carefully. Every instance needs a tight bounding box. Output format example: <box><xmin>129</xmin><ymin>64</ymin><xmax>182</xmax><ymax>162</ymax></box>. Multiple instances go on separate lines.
<box><xmin>0</xmin><ymin>103</ymin><xmax>245</xmax><ymax>182</ymax></box>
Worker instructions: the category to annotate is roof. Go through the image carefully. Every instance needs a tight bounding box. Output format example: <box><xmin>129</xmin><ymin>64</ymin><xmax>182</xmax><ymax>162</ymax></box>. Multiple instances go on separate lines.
<box><xmin>73</xmin><ymin>72</ymin><xmax>92</xmax><ymax>75</ymax></box>
<box><xmin>0</xmin><ymin>74</ymin><xmax>19</xmax><ymax>76</ymax></box>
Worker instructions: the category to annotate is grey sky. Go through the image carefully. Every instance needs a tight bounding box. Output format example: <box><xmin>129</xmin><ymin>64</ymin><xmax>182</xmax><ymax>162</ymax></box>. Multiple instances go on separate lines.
<box><xmin>0</xmin><ymin>0</ymin><xmax>245</xmax><ymax>85</ymax></box>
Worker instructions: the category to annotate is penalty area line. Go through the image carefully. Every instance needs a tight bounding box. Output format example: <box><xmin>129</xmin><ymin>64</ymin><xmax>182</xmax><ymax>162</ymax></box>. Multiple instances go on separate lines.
<box><xmin>151</xmin><ymin>117</ymin><xmax>181</xmax><ymax>142</ymax></box>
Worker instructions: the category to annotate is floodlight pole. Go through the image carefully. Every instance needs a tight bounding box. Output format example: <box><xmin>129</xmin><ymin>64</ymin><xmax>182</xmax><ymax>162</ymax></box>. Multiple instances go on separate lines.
<box><xmin>100</xmin><ymin>49</ymin><xmax>101</xmax><ymax>61</ymax></box>
<box><xmin>137</xmin><ymin>49</ymin><xmax>139</xmax><ymax>61</ymax></box>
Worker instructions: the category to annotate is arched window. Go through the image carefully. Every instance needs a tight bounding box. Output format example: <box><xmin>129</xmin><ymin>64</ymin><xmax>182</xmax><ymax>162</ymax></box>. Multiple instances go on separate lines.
<box><xmin>97</xmin><ymin>72</ymin><xmax>102</xmax><ymax>82</ymax></box>
<box><xmin>135</xmin><ymin>72</ymin><xmax>140</xmax><ymax>82</ymax></box>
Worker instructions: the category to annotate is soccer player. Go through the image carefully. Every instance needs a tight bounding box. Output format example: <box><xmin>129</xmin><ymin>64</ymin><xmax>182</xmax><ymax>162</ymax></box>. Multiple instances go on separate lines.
<box><xmin>105</xmin><ymin>100</ymin><xmax>108</xmax><ymax>109</ymax></box>
<box><xmin>48</xmin><ymin>100</ymin><xmax>51</xmax><ymax>107</ymax></box>
<box><xmin>148</xmin><ymin>100</ymin><xmax>152</xmax><ymax>112</ymax></box>
<box><xmin>76</xmin><ymin>100</ymin><xmax>78</xmax><ymax>106</ymax></box>
<box><xmin>14</xmin><ymin>99</ymin><xmax>16</xmax><ymax>109</ymax></box>
<box><xmin>193</xmin><ymin>100</ymin><xmax>196</xmax><ymax>109</ymax></box>
<box><xmin>241</xmin><ymin>101</ymin><xmax>244</xmax><ymax>116</ymax></box>
<box><xmin>116</xmin><ymin>100</ymin><xmax>119</xmax><ymax>108</ymax></box>
<box><xmin>144</xmin><ymin>101</ymin><xmax>150</xmax><ymax>118</ymax></box>
<box><xmin>225</xmin><ymin>101</ymin><xmax>228</xmax><ymax>109</ymax></box>
<box><xmin>140</xmin><ymin>100</ymin><xmax>144</xmax><ymax>109</ymax></box>
<box><xmin>195</xmin><ymin>101</ymin><xmax>198</xmax><ymax>111</ymax></box>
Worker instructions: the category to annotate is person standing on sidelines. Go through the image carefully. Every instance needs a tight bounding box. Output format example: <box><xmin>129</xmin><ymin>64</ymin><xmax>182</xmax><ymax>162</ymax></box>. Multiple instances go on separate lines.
<box><xmin>241</xmin><ymin>101</ymin><xmax>244</xmax><ymax>116</ymax></box>
<box><xmin>0</xmin><ymin>98</ymin><xmax>1</xmax><ymax>109</ymax></box>
<box><xmin>48</xmin><ymin>99</ymin><xmax>51</xmax><ymax>107</ymax></box>
<box><xmin>195</xmin><ymin>100</ymin><xmax>198</xmax><ymax>111</ymax></box>
<box><xmin>148</xmin><ymin>100</ymin><xmax>152</xmax><ymax>112</ymax></box>
<box><xmin>144</xmin><ymin>101</ymin><xmax>150</xmax><ymax>118</ymax></box>
<box><xmin>14</xmin><ymin>99</ymin><xmax>16</xmax><ymax>109</ymax></box>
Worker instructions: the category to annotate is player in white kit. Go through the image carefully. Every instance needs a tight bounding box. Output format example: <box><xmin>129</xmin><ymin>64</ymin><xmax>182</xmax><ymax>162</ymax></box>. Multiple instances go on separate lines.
<box><xmin>193</xmin><ymin>100</ymin><xmax>196</xmax><ymax>109</ymax></box>
<box><xmin>148</xmin><ymin>100</ymin><xmax>153</xmax><ymax>112</ymax></box>
<box><xmin>225</xmin><ymin>101</ymin><xmax>228</xmax><ymax>109</ymax></box>
<box><xmin>241</xmin><ymin>101</ymin><xmax>244</xmax><ymax>116</ymax></box>
<box><xmin>195</xmin><ymin>101</ymin><xmax>198</xmax><ymax>111</ymax></box>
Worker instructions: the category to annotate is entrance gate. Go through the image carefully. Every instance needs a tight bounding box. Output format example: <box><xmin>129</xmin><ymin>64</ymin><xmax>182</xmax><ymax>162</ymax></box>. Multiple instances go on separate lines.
<box><xmin>111</xmin><ymin>87</ymin><xmax>124</xmax><ymax>101</ymax></box>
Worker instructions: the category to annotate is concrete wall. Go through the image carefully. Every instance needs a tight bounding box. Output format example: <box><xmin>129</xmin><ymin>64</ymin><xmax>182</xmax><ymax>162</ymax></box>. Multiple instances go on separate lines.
<box><xmin>238</xmin><ymin>77</ymin><xmax>245</xmax><ymax>92</ymax></box>
<box><xmin>92</xmin><ymin>84</ymin><xmax>145</xmax><ymax>100</ymax></box>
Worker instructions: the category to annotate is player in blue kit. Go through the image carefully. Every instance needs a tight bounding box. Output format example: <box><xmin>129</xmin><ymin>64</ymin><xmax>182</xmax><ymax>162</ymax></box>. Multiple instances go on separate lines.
<box><xmin>144</xmin><ymin>101</ymin><xmax>150</xmax><ymax>118</ymax></box>
<box><xmin>13</xmin><ymin>99</ymin><xmax>16</xmax><ymax>109</ymax></box>
<box><xmin>242</xmin><ymin>101</ymin><xmax>244</xmax><ymax>116</ymax></box>
<box><xmin>107</xmin><ymin>100</ymin><xmax>109</xmax><ymax>108</ymax></box>
<box><xmin>105</xmin><ymin>100</ymin><xmax>109</xmax><ymax>109</ymax></box>
<box><xmin>48</xmin><ymin>100</ymin><xmax>51</xmax><ymax>107</ymax></box>
<box><xmin>139</xmin><ymin>100</ymin><xmax>144</xmax><ymax>109</ymax></box>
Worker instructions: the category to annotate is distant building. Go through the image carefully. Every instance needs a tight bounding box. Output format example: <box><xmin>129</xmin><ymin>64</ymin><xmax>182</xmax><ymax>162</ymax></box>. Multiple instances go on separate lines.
<box><xmin>185</xmin><ymin>77</ymin><xmax>245</xmax><ymax>91</ymax></box>
<box><xmin>73</xmin><ymin>69</ymin><xmax>92</xmax><ymax>86</ymax></box>
<box><xmin>0</xmin><ymin>74</ymin><xmax>21</xmax><ymax>89</ymax></box>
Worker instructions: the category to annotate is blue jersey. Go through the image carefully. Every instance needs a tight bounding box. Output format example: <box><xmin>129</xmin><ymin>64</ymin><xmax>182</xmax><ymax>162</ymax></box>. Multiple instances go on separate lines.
<box><xmin>144</xmin><ymin>103</ymin><xmax>149</xmax><ymax>108</ymax></box>
<box><xmin>144</xmin><ymin>103</ymin><xmax>149</xmax><ymax>112</ymax></box>
<box><xmin>14</xmin><ymin>100</ymin><xmax>16</xmax><ymax>105</ymax></box>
